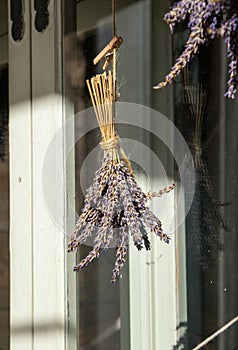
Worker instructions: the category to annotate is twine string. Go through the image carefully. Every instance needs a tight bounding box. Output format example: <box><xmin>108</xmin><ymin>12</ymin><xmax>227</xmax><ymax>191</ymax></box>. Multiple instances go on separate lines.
<box><xmin>100</xmin><ymin>136</ymin><xmax>119</xmax><ymax>151</ymax></box>
<box><xmin>119</xmin><ymin>146</ymin><xmax>134</xmax><ymax>175</ymax></box>
<box><xmin>100</xmin><ymin>135</ymin><xmax>134</xmax><ymax>175</ymax></box>
<box><xmin>192</xmin><ymin>315</ymin><xmax>238</xmax><ymax>350</ymax></box>
<box><xmin>112</xmin><ymin>0</ymin><xmax>116</xmax><ymax>37</ymax></box>
<box><xmin>87</xmin><ymin>0</ymin><xmax>133</xmax><ymax>175</ymax></box>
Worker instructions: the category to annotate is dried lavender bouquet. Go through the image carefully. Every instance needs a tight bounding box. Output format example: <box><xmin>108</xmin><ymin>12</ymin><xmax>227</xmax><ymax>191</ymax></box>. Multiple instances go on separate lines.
<box><xmin>67</xmin><ymin>70</ymin><xmax>174</xmax><ymax>283</ymax></box>
<box><xmin>154</xmin><ymin>0</ymin><xmax>238</xmax><ymax>99</ymax></box>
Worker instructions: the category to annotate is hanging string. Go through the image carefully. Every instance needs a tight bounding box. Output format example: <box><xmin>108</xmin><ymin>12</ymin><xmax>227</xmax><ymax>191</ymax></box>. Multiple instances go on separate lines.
<box><xmin>87</xmin><ymin>0</ymin><xmax>132</xmax><ymax>172</ymax></box>
<box><xmin>112</xmin><ymin>0</ymin><xmax>116</xmax><ymax>36</ymax></box>
<box><xmin>112</xmin><ymin>0</ymin><xmax>117</xmax><ymax>123</ymax></box>
<box><xmin>110</xmin><ymin>0</ymin><xmax>132</xmax><ymax>172</ymax></box>
<box><xmin>112</xmin><ymin>0</ymin><xmax>116</xmax><ymax>98</ymax></box>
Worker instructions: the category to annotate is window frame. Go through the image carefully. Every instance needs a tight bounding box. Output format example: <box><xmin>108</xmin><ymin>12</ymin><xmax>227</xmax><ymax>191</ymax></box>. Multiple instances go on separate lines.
<box><xmin>9</xmin><ymin>1</ymin><xmax>69</xmax><ymax>349</ymax></box>
<box><xmin>8</xmin><ymin>0</ymin><xmax>187</xmax><ymax>348</ymax></box>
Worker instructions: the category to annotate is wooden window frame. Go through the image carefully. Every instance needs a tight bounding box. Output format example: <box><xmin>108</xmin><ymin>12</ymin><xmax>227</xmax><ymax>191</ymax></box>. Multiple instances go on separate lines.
<box><xmin>8</xmin><ymin>0</ymin><xmax>187</xmax><ymax>348</ymax></box>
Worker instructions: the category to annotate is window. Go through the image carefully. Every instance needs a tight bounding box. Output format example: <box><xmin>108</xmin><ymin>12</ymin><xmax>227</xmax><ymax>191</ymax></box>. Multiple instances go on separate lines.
<box><xmin>64</xmin><ymin>1</ymin><xmax>238</xmax><ymax>349</ymax></box>
<box><xmin>64</xmin><ymin>1</ymin><xmax>177</xmax><ymax>349</ymax></box>
<box><xmin>4</xmin><ymin>0</ymin><xmax>238</xmax><ymax>349</ymax></box>
<box><xmin>173</xmin><ymin>26</ymin><xmax>238</xmax><ymax>348</ymax></box>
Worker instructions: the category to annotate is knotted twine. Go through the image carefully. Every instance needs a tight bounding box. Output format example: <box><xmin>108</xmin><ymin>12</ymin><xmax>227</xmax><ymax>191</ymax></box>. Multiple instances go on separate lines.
<box><xmin>100</xmin><ymin>134</ymin><xmax>134</xmax><ymax>174</ymax></box>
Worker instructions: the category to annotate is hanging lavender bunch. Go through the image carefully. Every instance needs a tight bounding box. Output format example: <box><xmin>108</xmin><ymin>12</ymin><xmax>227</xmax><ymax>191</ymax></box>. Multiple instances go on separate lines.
<box><xmin>67</xmin><ymin>154</ymin><xmax>174</xmax><ymax>283</ymax></box>
<box><xmin>67</xmin><ymin>69</ymin><xmax>174</xmax><ymax>283</ymax></box>
<box><xmin>154</xmin><ymin>0</ymin><xmax>238</xmax><ymax>99</ymax></box>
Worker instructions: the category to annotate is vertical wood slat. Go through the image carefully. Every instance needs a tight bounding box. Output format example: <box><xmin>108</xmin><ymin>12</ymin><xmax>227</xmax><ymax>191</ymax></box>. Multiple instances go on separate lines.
<box><xmin>120</xmin><ymin>0</ymin><xmax>178</xmax><ymax>347</ymax></box>
<box><xmin>30</xmin><ymin>0</ymin><xmax>67</xmax><ymax>349</ymax></box>
<box><xmin>9</xmin><ymin>0</ymin><xmax>69</xmax><ymax>349</ymax></box>
<box><xmin>8</xmin><ymin>0</ymin><xmax>33</xmax><ymax>349</ymax></box>
<box><xmin>128</xmin><ymin>175</ymin><xmax>177</xmax><ymax>350</ymax></box>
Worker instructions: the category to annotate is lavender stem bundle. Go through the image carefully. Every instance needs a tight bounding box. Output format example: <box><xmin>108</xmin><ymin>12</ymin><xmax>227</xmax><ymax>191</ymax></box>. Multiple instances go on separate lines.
<box><xmin>154</xmin><ymin>0</ymin><xmax>238</xmax><ymax>99</ymax></box>
<box><xmin>67</xmin><ymin>67</ymin><xmax>174</xmax><ymax>283</ymax></box>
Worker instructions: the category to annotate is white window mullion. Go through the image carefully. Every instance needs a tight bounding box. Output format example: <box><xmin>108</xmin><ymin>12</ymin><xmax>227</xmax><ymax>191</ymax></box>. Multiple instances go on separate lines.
<box><xmin>64</xmin><ymin>100</ymin><xmax>78</xmax><ymax>350</ymax></box>
<box><xmin>9</xmin><ymin>0</ymin><xmax>74</xmax><ymax>348</ymax></box>
<box><xmin>30</xmin><ymin>1</ymin><xmax>67</xmax><ymax>349</ymax></box>
<box><xmin>127</xmin><ymin>173</ymin><xmax>177</xmax><ymax>350</ymax></box>
<box><xmin>8</xmin><ymin>1</ymin><xmax>33</xmax><ymax>349</ymax></box>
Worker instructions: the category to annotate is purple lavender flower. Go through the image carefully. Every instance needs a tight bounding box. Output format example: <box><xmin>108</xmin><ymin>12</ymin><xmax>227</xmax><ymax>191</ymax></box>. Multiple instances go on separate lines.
<box><xmin>154</xmin><ymin>0</ymin><xmax>238</xmax><ymax>99</ymax></box>
<box><xmin>67</xmin><ymin>155</ymin><xmax>174</xmax><ymax>283</ymax></box>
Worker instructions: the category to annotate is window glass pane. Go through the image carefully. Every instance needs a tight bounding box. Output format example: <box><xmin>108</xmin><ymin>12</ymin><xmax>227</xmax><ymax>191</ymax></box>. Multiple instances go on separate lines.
<box><xmin>174</xmin><ymin>26</ymin><xmax>238</xmax><ymax>349</ymax></box>
<box><xmin>64</xmin><ymin>1</ymin><xmax>238</xmax><ymax>349</ymax></box>
<box><xmin>64</xmin><ymin>1</ymin><xmax>175</xmax><ymax>349</ymax></box>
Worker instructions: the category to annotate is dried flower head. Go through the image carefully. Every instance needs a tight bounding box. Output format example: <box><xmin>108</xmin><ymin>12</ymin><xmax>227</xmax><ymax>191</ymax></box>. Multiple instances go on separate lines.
<box><xmin>154</xmin><ymin>0</ymin><xmax>238</xmax><ymax>99</ymax></box>
<box><xmin>67</xmin><ymin>154</ymin><xmax>175</xmax><ymax>283</ymax></box>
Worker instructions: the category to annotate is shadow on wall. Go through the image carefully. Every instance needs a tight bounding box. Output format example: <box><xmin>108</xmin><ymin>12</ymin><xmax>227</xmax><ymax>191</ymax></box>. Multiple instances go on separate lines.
<box><xmin>172</xmin><ymin>322</ymin><xmax>188</xmax><ymax>350</ymax></box>
<box><xmin>11</xmin><ymin>321</ymin><xmax>75</xmax><ymax>335</ymax></box>
<box><xmin>171</xmin><ymin>322</ymin><xmax>204</xmax><ymax>350</ymax></box>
